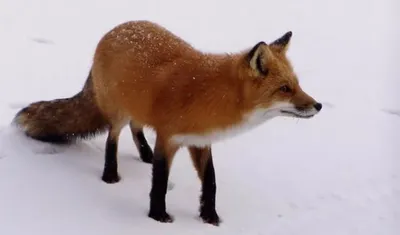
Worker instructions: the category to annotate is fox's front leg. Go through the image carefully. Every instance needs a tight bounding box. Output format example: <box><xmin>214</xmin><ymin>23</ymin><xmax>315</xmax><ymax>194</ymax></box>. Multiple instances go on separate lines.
<box><xmin>188</xmin><ymin>146</ymin><xmax>220</xmax><ymax>226</ymax></box>
<box><xmin>148</xmin><ymin>136</ymin><xmax>178</xmax><ymax>223</ymax></box>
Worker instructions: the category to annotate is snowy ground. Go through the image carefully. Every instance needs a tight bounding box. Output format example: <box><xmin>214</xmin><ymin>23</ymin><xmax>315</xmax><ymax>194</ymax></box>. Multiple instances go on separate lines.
<box><xmin>0</xmin><ymin>0</ymin><xmax>399</xmax><ymax>234</ymax></box>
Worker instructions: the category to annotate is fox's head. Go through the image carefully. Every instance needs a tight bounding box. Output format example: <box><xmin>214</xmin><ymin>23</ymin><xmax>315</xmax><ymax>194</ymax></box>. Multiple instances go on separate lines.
<box><xmin>238</xmin><ymin>31</ymin><xmax>322</xmax><ymax>119</ymax></box>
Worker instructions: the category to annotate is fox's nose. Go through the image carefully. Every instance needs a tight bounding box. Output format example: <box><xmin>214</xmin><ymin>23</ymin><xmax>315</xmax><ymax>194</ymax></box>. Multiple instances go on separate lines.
<box><xmin>313</xmin><ymin>102</ymin><xmax>322</xmax><ymax>111</ymax></box>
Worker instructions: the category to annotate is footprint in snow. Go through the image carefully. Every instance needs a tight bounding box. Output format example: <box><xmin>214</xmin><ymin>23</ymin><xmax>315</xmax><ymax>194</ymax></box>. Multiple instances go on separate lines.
<box><xmin>381</xmin><ymin>108</ymin><xmax>400</xmax><ymax>117</ymax></box>
<box><xmin>31</xmin><ymin>38</ymin><xmax>54</xmax><ymax>45</ymax></box>
<box><xmin>32</xmin><ymin>145</ymin><xmax>66</xmax><ymax>155</ymax></box>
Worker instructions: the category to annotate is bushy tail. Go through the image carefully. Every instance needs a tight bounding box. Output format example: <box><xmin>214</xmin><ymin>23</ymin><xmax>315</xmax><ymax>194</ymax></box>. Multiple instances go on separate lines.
<box><xmin>13</xmin><ymin>71</ymin><xmax>109</xmax><ymax>144</ymax></box>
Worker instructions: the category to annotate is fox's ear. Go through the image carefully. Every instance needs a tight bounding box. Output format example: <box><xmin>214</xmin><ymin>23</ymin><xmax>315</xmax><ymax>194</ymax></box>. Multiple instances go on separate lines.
<box><xmin>247</xmin><ymin>41</ymin><xmax>270</xmax><ymax>77</ymax></box>
<box><xmin>270</xmin><ymin>31</ymin><xmax>292</xmax><ymax>53</ymax></box>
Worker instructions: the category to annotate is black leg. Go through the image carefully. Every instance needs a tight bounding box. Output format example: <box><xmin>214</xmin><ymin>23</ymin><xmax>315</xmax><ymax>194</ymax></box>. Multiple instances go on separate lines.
<box><xmin>189</xmin><ymin>146</ymin><xmax>220</xmax><ymax>226</ymax></box>
<box><xmin>130</xmin><ymin>123</ymin><xmax>153</xmax><ymax>164</ymax></box>
<box><xmin>134</xmin><ymin>130</ymin><xmax>153</xmax><ymax>163</ymax></box>
<box><xmin>101</xmin><ymin>133</ymin><xmax>120</xmax><ymax>184</ymax></box>
<box><xmin>148</xmin><ymin>138</ymin><xmax>177</xmax><ymax>223</ymax></box>
<box><xmin>200</xmin><ymin>156</ymin><xmax>220</xmax><ymax>225</ymax></box>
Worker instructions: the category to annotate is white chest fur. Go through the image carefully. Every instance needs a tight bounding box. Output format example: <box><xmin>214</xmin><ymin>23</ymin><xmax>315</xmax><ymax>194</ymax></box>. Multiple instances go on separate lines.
<box><xmin>170</xmin><ymin>106</ymin><xmax>283</xmax><ymax>147</ymax></box>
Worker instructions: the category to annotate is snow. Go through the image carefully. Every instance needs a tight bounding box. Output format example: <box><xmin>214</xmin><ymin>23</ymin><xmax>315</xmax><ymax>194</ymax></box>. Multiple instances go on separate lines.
<box><xmin>0</xmin><ymin>0</ymin><xmax>399</xmax><ymax>234</ymax></box>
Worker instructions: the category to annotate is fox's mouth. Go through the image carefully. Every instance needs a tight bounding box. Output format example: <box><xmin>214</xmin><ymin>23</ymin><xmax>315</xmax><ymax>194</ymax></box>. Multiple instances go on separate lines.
<box><xmin>280</xmin><ymin>110</ymin><xmax>315</xmax><ymax>118</ymax></box>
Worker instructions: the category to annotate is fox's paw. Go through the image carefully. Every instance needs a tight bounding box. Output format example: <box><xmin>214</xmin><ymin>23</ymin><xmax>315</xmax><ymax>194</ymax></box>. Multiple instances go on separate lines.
<box><xmin>148</xmin><ymin>210</ymin><xmax>174</xmax><ymax>223</ymax></box>
<box><xmin>101</xmin><ymin>171</ymin><xmax>121</xmax><ymax>184</ymax></box>
<box><xmin>200</xmin><ymin>209</ymin><xmax>221</xmax><ymax>226</ymax></box>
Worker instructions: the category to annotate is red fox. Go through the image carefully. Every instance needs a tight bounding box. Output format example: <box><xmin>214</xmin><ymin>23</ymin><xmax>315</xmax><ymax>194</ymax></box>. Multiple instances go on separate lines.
<box><xmin>13</xmin><ymin>20</ymin><xmax>322</xmax><ymax>226</ymax></box>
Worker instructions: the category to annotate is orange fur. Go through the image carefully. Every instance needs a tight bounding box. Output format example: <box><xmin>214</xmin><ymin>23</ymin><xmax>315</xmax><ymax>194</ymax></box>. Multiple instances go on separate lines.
<box><xmin>91</xmin><ymin>20</ymin><xmax>321</xmax><ymax>145</ymax></box>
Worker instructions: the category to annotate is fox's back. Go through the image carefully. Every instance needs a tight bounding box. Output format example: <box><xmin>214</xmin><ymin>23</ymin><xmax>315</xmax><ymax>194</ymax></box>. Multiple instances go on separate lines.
<box><xmin>94</xmin><ymin>20</ymin><xmax>195</xmax><ymax>70</ymax></box>
<box><xmin>91</xmin><ymin>21</ymin><xmax>202</xmax><ymax>125</ymax></box>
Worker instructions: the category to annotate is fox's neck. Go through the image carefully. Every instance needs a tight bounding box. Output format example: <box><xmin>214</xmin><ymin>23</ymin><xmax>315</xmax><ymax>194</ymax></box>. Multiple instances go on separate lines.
<box><xmin>169</xmin><ymin>53</ymin><xmax>272</xmax><ymax>147</ymax></box>
<box><xmin>191</xmin><ymin>53</ymin><xmax>250</xmax><ymax>123</ymax></box>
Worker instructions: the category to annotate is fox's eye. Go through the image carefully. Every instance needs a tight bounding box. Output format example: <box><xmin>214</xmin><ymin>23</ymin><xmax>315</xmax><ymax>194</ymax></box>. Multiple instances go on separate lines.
<box><xmin>279</xmin><ymin>85</ymin><xmax>291</xmax><ymax>93</ymax></box>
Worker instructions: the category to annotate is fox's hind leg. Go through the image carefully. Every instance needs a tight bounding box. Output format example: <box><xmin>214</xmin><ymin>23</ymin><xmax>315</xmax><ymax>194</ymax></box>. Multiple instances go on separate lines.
<box><xmin>129</xmin><ymin>121</ymin><xmax>153</xmax><ymax>163</ymax></box>
<box><xmin>188</xmin><ymin>146</ymin><xmax>220</xmax><ymax>226</ymax></box>
<box><xmin>101</xmin><ymin>124</ymin><xmax>124</xmax><ymax>184</ymax></box>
